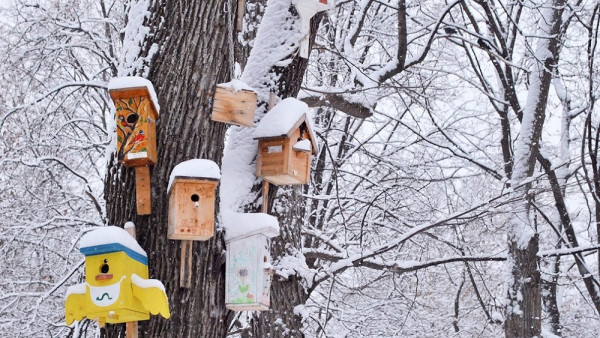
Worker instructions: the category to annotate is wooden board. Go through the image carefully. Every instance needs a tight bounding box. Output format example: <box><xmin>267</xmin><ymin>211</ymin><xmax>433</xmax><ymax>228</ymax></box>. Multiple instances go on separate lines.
<box><xmin>135</xmin><ymin>166</ymin><xmax>152</xmax><ymax>215</ymax></box>
<box><xmin>168</xmin><ymin>178</ymin><xmax>218</xmax><ymax>240</ymax></box>
<box><xmin>211</xmin><ymin>86</ymin><xmax>257</xmax><ymax>127</ymax></box>
<box><xmin>180</xmin><ymin>240</ymin><xmax>193</xmax><ymax>288</ymax></box>
<box><xmin>256</xmin><ymin>133</ymin><xmax>311</xmax><ymax>185</ymax></box>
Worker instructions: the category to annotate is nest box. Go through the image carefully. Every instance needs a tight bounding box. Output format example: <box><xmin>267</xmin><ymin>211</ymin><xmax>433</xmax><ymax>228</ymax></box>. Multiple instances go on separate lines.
<box><xmin>108</xmin><ymin>77</ymin><xmax>160</xmax><ymax>168</ymax></box>
<box><xmin>295</xmin><ymin>0</ymin><xmax>331</xmax><ymax>58</ymax></box>
<box><xmin>168</xmin><ymin>159</ymin><xmax>221</xmax><ymax>241</ymax></box>
<box><xmin>211</xmin><ymin>80</ymin><xmax>257</xmax><ymax>127</ymax></box>
<box><xmin>253</xmin><ymin>98</ymin><xmax>318</xmax><ymax>185</ymax></box>
<box><xmin>65</xmin><ymin>226</ymin><xmax>170</xmax><ymax>326</ymax></box>
<box><xmin>224</xmin><ymin>212</ymin><xmax>279</xmax><ymax>311</ymax></box>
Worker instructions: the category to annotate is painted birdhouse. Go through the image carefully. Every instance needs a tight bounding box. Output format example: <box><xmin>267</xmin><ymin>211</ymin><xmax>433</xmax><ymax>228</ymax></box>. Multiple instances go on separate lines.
<box><xmin>65</xmin><ymin>226</ymin><xmax>170</xmax><ymax>326</ymax></box>
<box><xmin>224</xmin><ymin>212</ymin><xmax>279</xmax><ymax>311</ymax></box>
<box><xmin>168</xmin><ymin>159</ymin><xmax>221</xmax><ymax>241</ymax></box>
<box><xmin>253</xmin><ymin>98</ymin><xmax>318</xmax><ymax>185</ymax></box>
<box><xmin>294</xmin><ymin>0</ymin><xmax>332</xmax><ymax>58</ymax></box>
<box><xmin>211</xmin><ymin>80</ymin><xmax>257</xmax><ymax>127</ymax></box>
<box><xmin>108</xmin><ymin>77</ymin><xmax>160</xmax><ymax>168</ymax></box>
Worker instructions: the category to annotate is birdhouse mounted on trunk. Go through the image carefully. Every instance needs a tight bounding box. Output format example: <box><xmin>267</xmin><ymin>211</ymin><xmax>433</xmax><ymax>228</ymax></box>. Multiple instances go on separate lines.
<box><xmin>253</xmin><ymin>98</ymin><xmax>318</xmax><ymax>185</ymax></box>
<box><xmin>211</xmin><ymin>80</ymin><xmax>257</xmax><ymax>127</ymax></box>
<box><xmin>108</xmin><ymin>77</ymin><xmax>161</xmax><ymax>215</ymax></box>
<box><xmin>294</xmin><ymin>0</ymin><xmax>332</xmax><ymax>58</ymax></box>
<box><xmin>65</xmin><ymin>225</ymin><xmax>170</xmax><ymax>326</ymax></box>
<box><xmin>167</xmin><ymin>159</ymin><xmax>221</xmax><ymax>241</ymax></box>
<box><xmin>224</xmin><ymin>212</ymin><xmax>279</xmax><ymax>311</ymax></box>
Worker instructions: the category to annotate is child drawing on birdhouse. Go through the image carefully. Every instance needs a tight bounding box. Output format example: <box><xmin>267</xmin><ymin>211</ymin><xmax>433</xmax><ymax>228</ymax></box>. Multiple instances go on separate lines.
<box><xmin>65</xmin><ymin>226</ymin><xmax>170</xmax><ymax>326</ymax></box>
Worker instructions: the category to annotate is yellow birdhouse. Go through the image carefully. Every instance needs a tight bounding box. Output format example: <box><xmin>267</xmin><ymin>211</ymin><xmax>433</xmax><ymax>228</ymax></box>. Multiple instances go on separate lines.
<box><xmin>223</xmin><ymin>212</ymin><xmax>279</xmax><ymax>311</ymax></box>
<box><xmin>108</xmin><ymin>77</ymin><xmax>160</xmax><ymax>215</ymax></box>
<box><xmin>211</xmin><ymin>80</ymin><xmax>257</xmax><ymax>127</ymax></box>
<box><xmin>254</xmin><ymin>98</ymin><xmax>318</xmax><ymax>185</ymax></box>
<box><xmin>65</xmin><ymin>226</ymin><xmax>170</xmax><ymax>326</ymax></box>
<box><xmin>167</xmin><ymin>159</ymin><xmax>221</xmax><ymax>241</ymax></box>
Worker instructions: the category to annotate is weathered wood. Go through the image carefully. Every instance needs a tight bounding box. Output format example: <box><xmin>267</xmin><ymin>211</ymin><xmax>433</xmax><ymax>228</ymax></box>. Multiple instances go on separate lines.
<box><xmin>211</xmin><ymin>86</ymin><xmax>256</xmax><ymax>127</ymax></box>
<box><xmin>168</xmin><ymin>178</ymin><xmax>218</xmax><ymax>240</ymax></box>
<box><xmin>180</xmin><ymin>240</ymin><xmax>193</xmax><ymax>289</ymax></box>
<box><xmin>262</xmin><ymin>181</ymin><xmax>269</xmax><ymax>213</ymax></box>
<box><xmin>236</xmin><ymin>0</ymin><xmax>245</xmax><ymax>32</ymax></box>
<box><xmin>135</xmin><ymin>166</ymin><xmax>152</xmax><ymax>215</ymax></box>
<box><xmin>256</xmin><ymin>133</ymin><xmax>311</xmax><ymax>185</ymax></box>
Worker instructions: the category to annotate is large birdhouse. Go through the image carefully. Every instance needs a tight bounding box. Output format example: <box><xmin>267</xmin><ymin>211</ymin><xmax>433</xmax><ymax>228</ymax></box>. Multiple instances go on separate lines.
<box><xmin>65</xmin><ymin>226</ymin><xmax>170</xmax><ymax>326</ymax></box>
<box><xmin>253</xmin><ymin>98</ymin><xmax>318</xmax><ymax>185</ymax></box>
<box><xmin>108</xmin><ymin>77</ymin><xmax>161</xmax><ymax>215</ymax></box>
<box><xmin>167</xmin><ymin>159</ymin><xmax>221</xmax><ymax>241</ymax></box>
<box><xmin>211</xmin><ymin>80</ymin><xmax>257</xmax><ymax>127</ymax></box>
<box><xmin>224</xmin><ymin>212</ymin><xmax>279</xmax><ymax>311</ymax></box>
<box><xmin>294</xmin><ymin>0</ymin><xmax>331</xmax><ymax>58</ymax></box>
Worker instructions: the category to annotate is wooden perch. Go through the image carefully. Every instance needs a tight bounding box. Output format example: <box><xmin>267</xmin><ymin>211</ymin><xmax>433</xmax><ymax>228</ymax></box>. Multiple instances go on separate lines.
<box><xmin>180</xmin><ymin>240</ymin><xmax>193</xmax><ymax>288</ymax></box>
<box><xmin>301</xmin><ymin>94</ymin><xmax>373</xmax><ymax>119</ymax></box>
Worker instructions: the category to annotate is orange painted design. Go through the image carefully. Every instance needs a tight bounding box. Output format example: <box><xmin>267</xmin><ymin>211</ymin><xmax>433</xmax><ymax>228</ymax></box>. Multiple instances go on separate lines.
<box><xmin>95</xmin><ymin>273</ymin><xmax>114</xmax><ymax>281</ymax></box>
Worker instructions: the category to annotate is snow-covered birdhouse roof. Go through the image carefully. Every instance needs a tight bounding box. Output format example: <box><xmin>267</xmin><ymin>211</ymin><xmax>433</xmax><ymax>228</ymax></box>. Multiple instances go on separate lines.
<box><xmin>108</xmin><ymin>76</ymin><xmax>160</xmax><ymax>116</ymax></box>
<box><xmin>216</xmin><ymin>79</ymin><xmax>255</xmax><ymax>93</ymax></box>
<box><xmin>222</xmin><ymin>210</ymin><xmax>280</xmax><ymax>242</ymax></box>
<box><xmin>253</xmin><ymin>98</ymin><xmax>318</xmax><ymax>154</ymax></box>
<box><xmin>167</xmin><ymin>159</ymin><xmax>221</xmax><ymax>192</ymax></box>
<box><xmin>80</xmin><ymin>226</ymin><xmax>148</xmax><ymax>265</ymax></box>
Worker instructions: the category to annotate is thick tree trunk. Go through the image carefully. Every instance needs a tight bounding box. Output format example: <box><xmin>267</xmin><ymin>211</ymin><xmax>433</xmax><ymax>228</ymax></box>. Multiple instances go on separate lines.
<box><xmin>104</xmin><ymin>1</ymin><xmax>236</xmax><ymax>336</ymax></box>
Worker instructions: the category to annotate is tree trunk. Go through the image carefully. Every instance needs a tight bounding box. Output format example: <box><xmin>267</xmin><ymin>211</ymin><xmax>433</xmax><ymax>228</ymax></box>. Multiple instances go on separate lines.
<box><xmin>104</xmin><ymin>1</ymin><xmax>237</xmax><ymax>336</ymax></box>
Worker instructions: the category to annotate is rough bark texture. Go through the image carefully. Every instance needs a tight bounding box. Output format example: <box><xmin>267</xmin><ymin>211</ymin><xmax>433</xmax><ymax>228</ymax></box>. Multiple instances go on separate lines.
<box><xmin>104</xmin><ymin>1</ymin><xmax>236</xmax><ymax>336</ymax></box>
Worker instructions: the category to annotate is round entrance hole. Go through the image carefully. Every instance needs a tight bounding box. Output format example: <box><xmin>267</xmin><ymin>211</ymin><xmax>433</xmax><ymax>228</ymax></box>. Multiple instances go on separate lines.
<box><xmin>126</xmin><ymin>113</ymin><xmax>139</xmax><ymax>124</ymax></box>
<box><xmin>191</xmin><ymin>194</ymin><xmax>199</xmax><ymax>202</ymax></box>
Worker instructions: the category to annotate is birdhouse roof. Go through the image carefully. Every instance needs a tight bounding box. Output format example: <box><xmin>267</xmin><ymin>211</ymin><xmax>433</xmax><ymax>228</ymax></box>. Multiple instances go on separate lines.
<box><xmin>80</xmin><ymin>226</ymin><xmax>148</xmax><ymax>265</ymax></box>
<box><xmin>108</xmin><ymin>76</ymin><xmax>160</xmax><ymax>117</ymax></box>
<box><xmin>253</xmin><ymin>98</ymin><xmax>318</xmax><ymax>153</ymax></box>
<box><xmin>222</xmin><ymin>210</ymin><xmax>280</xmax><ymax>242</ymax></box>
<box><xmin>216</xmin><ymin>79</ymin><xmax>255</xmax><ymax>93</ymax></box>
<box><xmin>167</xmin><ymin>159</ymin><xmax>221</xmax><ymax>192</ymax></box>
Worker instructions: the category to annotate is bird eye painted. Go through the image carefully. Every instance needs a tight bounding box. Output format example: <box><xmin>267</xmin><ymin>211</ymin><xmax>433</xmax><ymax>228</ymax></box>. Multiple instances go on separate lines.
<box><xmin>126</xmin><ymin>113</ymin><xmax>139</xmax><ymax>124</ymax></box>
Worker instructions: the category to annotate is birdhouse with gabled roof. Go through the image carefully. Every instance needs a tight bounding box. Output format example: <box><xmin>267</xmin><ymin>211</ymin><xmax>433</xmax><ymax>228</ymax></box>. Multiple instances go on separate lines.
<box><xmin>223</xmin><ymin>212</ymin><xmax>279</xmax><ymax>311</ymax></box>
<box><xmin>253</xmin><ymin>98</ymin><xmax>318</xmax><ymax>185</ymax></box>
<box><xmin>65</xmin><ymin>225</ymin><xmax>170</xmax><ymax>326</ymax></box>
<box><xmin>211</xmin><ymin>80</ymin><xmax>257</xmax><ymax>127</ymax></box>
<box><xmin>167</xmin><ymin>159</ymin><xmax>221</xmax><ymax>241</ymax></box>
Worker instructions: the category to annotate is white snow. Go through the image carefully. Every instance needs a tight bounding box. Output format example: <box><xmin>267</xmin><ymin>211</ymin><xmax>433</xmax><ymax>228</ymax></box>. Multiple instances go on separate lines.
<box><xmin>167</xmin><ymin>159</ymin><xmax>221</xmax><ymax>192</ymax></box>
<box><xmin>222</xmin><ymin>210</ymin><xmax>280</xmax><ymax>241</ymax></box>
<box><xmin>253</xmin><ymin>98</ymin><xmax>311</xmax><ymax>138</ymax></box>
<box><xmin>65</xmin><ymin>283</ymin><xmax>86</xmax><ymax>298</ymax></box>
<box><xmin>108</xmin><ymin>76</ymin><xmax>161</xmax><ymax>114</ymax></box>
<box><xmin>80</xmin><ymin>226</ymin><xmax>147</xmax><ymax>257</ymax></box>
<box><xmin>217</xmin><ymin>79</ymin><xmax>255</xmax><ymax>93</ymax></box>
<box><xmin>118</xmin><ymin>0</ymin><xmax>156</xmax><ymax>78</ymax></box>
<box><xmin>293</xmin><ymin>139</ymin><xmax>311</xmax><ymax>152</ymax></box>
<box><xmin>124</xmin><ymin>221</ymin><xmax>135</xmax><ymax>229</ymax></box>
<box><xmin>131</xmin><ymin>273</ymin><xmax>166</xmax><ymax>292</ymax></box>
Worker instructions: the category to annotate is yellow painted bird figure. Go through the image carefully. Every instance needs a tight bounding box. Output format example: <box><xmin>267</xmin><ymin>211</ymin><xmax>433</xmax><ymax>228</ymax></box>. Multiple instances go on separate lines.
<box><xmin>65</xmin><ymin>226</ymin><xmax>170</xmax><ymax>326</ymax></box>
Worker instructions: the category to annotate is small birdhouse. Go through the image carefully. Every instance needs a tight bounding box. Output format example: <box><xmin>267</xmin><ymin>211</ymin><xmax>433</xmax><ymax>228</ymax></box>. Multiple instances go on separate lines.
<box><xmin>253</xmin><ymin>98</ymin><xmax>318</xmax><ymax>185</ymax></box>
<box><xmin>294</xmin><ymin>0</ymin><xmax>331</xmax><ymax>58</ymax></box>
<box><xmin>167</xmin><ymin>159</ymin><xmax>221</xmax><ymax>241</ymax></box>
<box><xmin>108</xmin><ymin>77</ymin><xmax>161</xmax><ymax>215</ymax></box>
<box><xmin>224</xmin><ymin>212</ymin><xmax>279</xmax><ymax>311</ymax></box>
<box><xmin>65</xmin><ymin>226</ymin><xmax>170</xmax><ymax>326</ymax></box>
<box><xmin>211</xmin><ymin>80</ymin><xmax>257</xmax><ymax>127</ymax></box>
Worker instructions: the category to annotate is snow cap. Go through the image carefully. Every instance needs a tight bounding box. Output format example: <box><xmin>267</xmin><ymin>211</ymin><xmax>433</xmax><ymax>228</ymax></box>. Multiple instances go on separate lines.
<box><xmin>80</xmin><ymin>226</ymin><xmax>148</xmax><ymax>265</ymax></box>
<box><xmin>253</xmin><ymin>98</ymin><xmax>318</xmax><ymax>153</ymax></box>
<box><xmin>108</xmin><ymin>76</ymin><xmax>160</xmax><ymax>115</ymax></box>
<box><xmin>222</xmin><ymin>210</ymin><xmax>280</xmax><ymax>242</ymax></box>
<box><xmin>217</xmin><ymin>79</ymin><xmax>255</xmax><ymax>93</ymax></box>
<box><xmin>168</xmin><ymin>159</ymin><xmax>221</xmax><ymax>192</ymax></box>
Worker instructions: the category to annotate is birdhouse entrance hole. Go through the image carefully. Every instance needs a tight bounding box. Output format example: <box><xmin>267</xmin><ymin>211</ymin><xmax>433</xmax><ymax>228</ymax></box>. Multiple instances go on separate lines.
<box><xmin>191</xmin><ymin>194</ymin><xmax>199</xmax><ymax>202</ymax></box>
<box><xmin>126</xmin><ymin>113</ymin><xmax>139</xmax><ymax>124</ymax></box>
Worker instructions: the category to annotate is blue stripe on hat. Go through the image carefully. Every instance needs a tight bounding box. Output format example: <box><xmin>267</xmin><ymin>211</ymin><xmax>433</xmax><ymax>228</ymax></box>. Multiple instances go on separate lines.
<box><xmin>80</xmin><ymin>243</ymin><xmax>148</xmax><ymax>266</ymax></box>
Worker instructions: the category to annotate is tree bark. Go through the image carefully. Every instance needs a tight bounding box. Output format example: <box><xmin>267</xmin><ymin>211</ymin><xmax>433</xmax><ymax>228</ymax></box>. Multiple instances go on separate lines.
<box><xmin>104</xmin><ymin>1</ymin><xmax>236</xmax><ymax>336</ymax></box>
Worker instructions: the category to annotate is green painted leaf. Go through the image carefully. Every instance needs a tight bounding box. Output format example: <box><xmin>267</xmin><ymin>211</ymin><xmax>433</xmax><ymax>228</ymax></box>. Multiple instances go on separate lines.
<box><xmin>117</xmin><ymin>136</ymin><xmax>123</xmax><ymax>143</ymax></box>
<box><xmin>238</xmin><ymin>284</ymin><xmax>250</xmax><ymax>293</ymax></box>
<box><xmin>128</xmin><ymin>98</ymin><xmax>133</xmax><ymax>105</ymax></box>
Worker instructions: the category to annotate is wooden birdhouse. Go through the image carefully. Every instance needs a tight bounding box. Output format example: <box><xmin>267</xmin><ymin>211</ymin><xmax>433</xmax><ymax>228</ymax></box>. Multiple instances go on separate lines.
<box><xmin>294</xmin><ymin>0</ymin><xmax>331</xmax><ymax>58</ymax></box>
<box><xmin>65</xmin><ymin>225</ymin><xmax>170</xmax><ymax>326</ymax></box>
<box><xmin>224</xmin><ymin>212</ymin><xmax>279</xmax><ymax>311</ymax></box>
<box><xmin>108</xmin><ymin>77</ymin><xmax>161</xmax><ymax>215</ymax></box>
<box><xmin>167</xmin><ymin>159</ymin><xmax>221</xmax><ymax>241</ymax></box>
<box><xmin>211</xmin><ymin>80</ymin><xmax>257</xmax><ymax>127</ymax></box>
<box><xmin>253</xmin><ymin>98</ymin><xmax>318</xmax><ymax>185</ymax></box>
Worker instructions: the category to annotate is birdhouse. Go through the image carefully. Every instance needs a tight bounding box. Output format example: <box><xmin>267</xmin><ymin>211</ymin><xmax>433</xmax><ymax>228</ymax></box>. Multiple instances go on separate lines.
<box><xmin>65</xmin><ymin>226</ymin><xmax>170</xmax><ymax>326</ymax></box>
<box><xmin>253</xmin><ymin>98</ymin><xmax>318</xmax><ymax>185</ymax></box>
<box><xmin>224</xmin><ymin>212</ymin><xmax>279</xmax><ymax>311</ymax></box>
<box><xmin>294</xmin><ymin>0</ymin><xmax>331</xmax><ymax>58</ymax></box>
<box><xmin>167</xmin><ymin>159</ymin><xmax>221</xmax><ymax>241</ymax></box>
<box><xmin>211</xmin><ymin>80</ymin><xmax>257</xmax><ymax>127</ymax></box>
